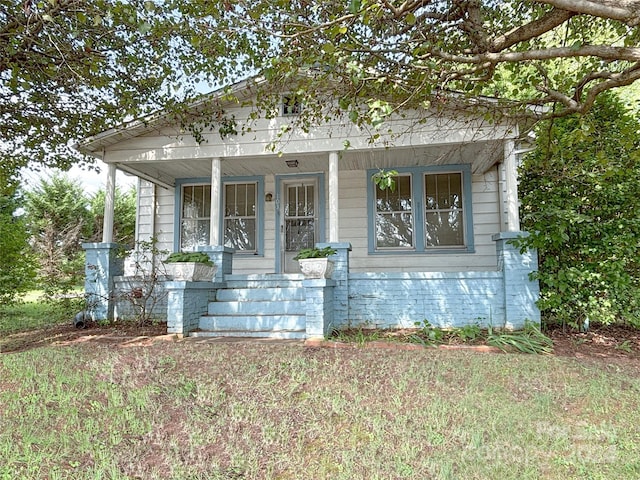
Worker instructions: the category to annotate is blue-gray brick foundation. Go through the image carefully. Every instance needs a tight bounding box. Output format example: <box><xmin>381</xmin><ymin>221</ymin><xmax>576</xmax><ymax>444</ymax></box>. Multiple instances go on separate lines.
<box><xmin>84</xmin><ymin>233</ymin><xmax>539</xmax><ymax>336</ymax></box>
<box><xmin>165</xmin><ymin>281</ymin><xmax>220</xmax><ymax>335</ymax></box>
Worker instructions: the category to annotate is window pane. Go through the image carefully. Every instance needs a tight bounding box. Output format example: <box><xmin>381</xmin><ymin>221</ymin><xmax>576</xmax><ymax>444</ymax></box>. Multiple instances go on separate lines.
<box><xmin>183</xmin><ymin>185</ymin><xmax>210</xmax><ymax>218</ymax></box>
<box><xmin>375</xmin><ymin>174</ymin><xmax>413</xmax><ymax>248</ymax></box>
<box><xmin>425</xmin><ymin>211</ymin><xmax>463</xmax><ymax>246</ymax></box>
<box><xmin>376</xmin><ymin>213</ymin><xmax>413</xmax><ymax>248</ymax></box>
<box><xmin>247</xmin><ymin>183</ymin><xmax>256</xmax><ymax>215</ymax></box>
<box><xmin>285</xmin><ymin>219</ymin><xmax>315</xmax><ymax>251</ymax></box>
<box><xmin>225</xmin><ymin>219</ymin><xmax>256</xmax><ymax>251</ymax></box>
<box><xmin>287</xmin><ymin>186</ymin><xmax>297</xmax><ymax>216</ymax></box>
<box><xmin>305</xmin><ymin>185</ymin><xmax>314</xmax><ymax>216</ymax></box>
<box><xmin>202</xmin><ymin>185</ymin><xmax>211</xmax><ymax>217</ymax></box>
<box><xmin>283</xmin><ymin>95</ymin><xmax>303</xmax><ymax>115</ymax></box>
<box><xmin>181</xmin><ymin>219</ymin><xmax>210</xmax><ymax>251</ymax></box>
<box><xmin>181</xmin><ymin>185</ymin><xmax>212</xmax><ymax>251</ymax></box>
<box><xmin>224</xmin><ymin>184</ymin><xmax>236</xmax><ymax>216</ymax></box>
<box><xmin>376</xmin><ymin>175</ymin><xmax>411</xmax><ymax>212</ymax></box>
<box><xmin>425</xmin><ymin>173</ymin><xmax>464</xmax><ymax>247</ymax></box>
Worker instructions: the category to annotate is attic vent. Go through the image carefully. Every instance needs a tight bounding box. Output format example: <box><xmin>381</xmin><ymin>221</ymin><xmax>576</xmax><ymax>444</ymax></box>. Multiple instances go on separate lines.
<box><xmin>282</xmin><ymin>95</ymin><xmax>303</xmax><ymax>116</ymax></box>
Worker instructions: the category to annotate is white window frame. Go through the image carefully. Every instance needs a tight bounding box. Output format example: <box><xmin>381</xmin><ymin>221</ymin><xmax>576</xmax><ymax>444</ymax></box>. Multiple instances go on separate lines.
<box><xmin>223</xmin><ymin>181</ymin><xmax>258</xmax><ymax>253</ymax></box>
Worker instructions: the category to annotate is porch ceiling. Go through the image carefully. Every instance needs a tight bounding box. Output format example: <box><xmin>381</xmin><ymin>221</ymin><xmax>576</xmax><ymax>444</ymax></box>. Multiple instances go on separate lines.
<box><xmin>115</xmin><ymin>140</ymin><xmax>503</xmax><ymax>188</ymax></box>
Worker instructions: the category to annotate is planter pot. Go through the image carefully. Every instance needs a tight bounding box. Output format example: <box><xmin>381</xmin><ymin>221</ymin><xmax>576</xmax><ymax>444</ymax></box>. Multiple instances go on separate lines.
<box><xmin>168</xmin><ymin>262</ymin><xmax>217</xmax><ymax>282</ymax></box>
<box><xmin>297</xmin><ymin>258</ymin><xmax>334</xmax><ymax>279</ymax></box>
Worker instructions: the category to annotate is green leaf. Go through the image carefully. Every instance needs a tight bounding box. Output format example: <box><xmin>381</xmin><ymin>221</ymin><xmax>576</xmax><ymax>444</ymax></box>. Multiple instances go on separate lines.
<box><xmin>405</xmin><ymin>13</ymin><xmax>416</xmax><ymax>25</ymax></box>
<box><xmin>138</xmin><ymin>21</ymin><xmax>152</xmax><ymax>34</ymax></box>
<box><xmin>349</xmin><ymin>0</ymin><xmax>361</xmax><ymax>14</ymax></box>
<box><xmin>322</xmin><ymin>43</ymin><xmax>335</xmax><ymax>54</ymax></box>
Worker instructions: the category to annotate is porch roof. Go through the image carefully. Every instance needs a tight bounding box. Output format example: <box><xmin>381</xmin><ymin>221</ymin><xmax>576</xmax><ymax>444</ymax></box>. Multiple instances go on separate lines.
<box><xmin>76</xmin><ymin>75</ymin><xmax>520</xmax><ymax>189</ymax></box>
<box><xmin>113</xmin><ymin>140</ymin><xmax>504</xmax><ymax>189</ymax></box>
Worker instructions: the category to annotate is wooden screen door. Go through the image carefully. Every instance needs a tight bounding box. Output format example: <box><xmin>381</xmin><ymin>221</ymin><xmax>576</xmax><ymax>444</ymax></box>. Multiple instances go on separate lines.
<box><xmin>281</xmin><ymin>178</ymin><xmax>319</xmax><ymax>273</ymax></box>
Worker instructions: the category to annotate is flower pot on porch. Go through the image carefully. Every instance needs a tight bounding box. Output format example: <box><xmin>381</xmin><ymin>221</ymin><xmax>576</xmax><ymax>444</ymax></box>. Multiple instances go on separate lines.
<box><xmin>297</xmin><ymin>258</ymin><xmax>334</xmax><ymax>279</ymax></box>
<box><xmin>168</xmin><ymin>262</ymin><xmax>217</xmax><ymax>282</ymax></box>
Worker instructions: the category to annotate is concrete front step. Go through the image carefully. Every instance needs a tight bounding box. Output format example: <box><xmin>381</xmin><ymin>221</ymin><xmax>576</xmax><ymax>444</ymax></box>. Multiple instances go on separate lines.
<box><xmin>190</xmin><ymin>329</ymin><xmax>307</xmax><ymax>339</ymax></box>
<box><xmin>199</xmin><ymin>274</ymin><xmax>307</xmax><ymax>337</ymax></box>
<box><xmin>223</xmin><ymin>274</ymin><xmax>304</xmax><ymax>289</ymax></box>
<box><xmin>208</xmin><ymin>300</ymin><xmax>305</xmax><ymax>316</ymax></box>
<box><xmin>199</xmin><ymin>314</ymin><xmax>306</xmax><ymax>332</ymax></box>
<box><xmin>215</xmin><ymin>287</ymin><xmax>305</xmax><ymax>302</ymax></box>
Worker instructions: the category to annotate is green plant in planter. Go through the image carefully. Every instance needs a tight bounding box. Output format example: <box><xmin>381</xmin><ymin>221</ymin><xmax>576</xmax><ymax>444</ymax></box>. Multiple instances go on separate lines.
<box><xmin>165</xmin><ymin>252</ymin><xmax>213</xmax><ymax>266</ymax></box>
<box><xmin>293</xmin><ymin>246</ymin><xmax>337</xmax><ymax>260</ymax></box>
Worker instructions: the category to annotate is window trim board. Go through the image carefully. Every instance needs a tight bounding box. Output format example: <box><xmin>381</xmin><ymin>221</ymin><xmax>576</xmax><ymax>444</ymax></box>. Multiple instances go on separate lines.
<box><xmin>367</xmin><ymin>164</ymin><xmax>475</xmax><ymax>255</ymax></box>
<box><xmin>173</xmin><ymin>175</ymin><xmax>265</xmax><ymax>256</ymax></box>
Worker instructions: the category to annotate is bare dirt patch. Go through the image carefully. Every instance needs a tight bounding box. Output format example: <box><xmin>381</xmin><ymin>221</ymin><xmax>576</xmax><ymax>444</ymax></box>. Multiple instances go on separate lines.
<box><xmin>3</xmin><ymin>320</ymin><xmax>640</xmax><ymax>370</ymax></box>
<box><xmin>547</xmin><ymin>323</ymin><xmax>640</xmax><ymax>372</ymax></box>
<box><xmin>0</xmin><ymin>320</ymin><xmax>168</xmax><ymax>353</ymax></box>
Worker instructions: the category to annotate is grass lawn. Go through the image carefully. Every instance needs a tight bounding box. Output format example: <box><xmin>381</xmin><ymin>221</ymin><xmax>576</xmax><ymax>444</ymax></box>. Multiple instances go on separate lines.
<box><xmin>0</xmin><ymin>291</ymin><xmax>83</xmax><ymax>335</ymax></box>
<box><xmin>1</xmin><ymin>341</ymin><xmax>639</xmax><ymax>479</ymax></box>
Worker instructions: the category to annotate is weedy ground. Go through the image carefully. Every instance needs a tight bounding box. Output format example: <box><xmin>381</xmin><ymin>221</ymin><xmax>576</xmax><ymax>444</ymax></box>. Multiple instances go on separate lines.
<box><xmin>2</xmin><ymin>299</ymin><xmax>640</xmax><ymax>479</ymax></box>
<box><xmin>1</xmin><ymin>340</ymin><xmax>640</xmax><ymax>479</ymax></box>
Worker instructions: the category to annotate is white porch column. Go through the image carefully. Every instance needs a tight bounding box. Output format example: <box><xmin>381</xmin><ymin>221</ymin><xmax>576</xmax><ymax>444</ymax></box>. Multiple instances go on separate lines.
<box><xmin>503</xmin><ymin>139</ymin><xmax>520</xmax><ymax>232</ymax></box>
<box><xmin>102</xmin><ymin>163</ymin><xmax>117</xmax><ymax>243</ymax></box>
<box><xmin>328</xmin><ymin>151</ymin><xmax>339</xmax><ymax>242</ymax></box>
<box><xmin>209</xmin><ymin>157</ymin><xmax>222</xmax><ymax>245</ymax></box>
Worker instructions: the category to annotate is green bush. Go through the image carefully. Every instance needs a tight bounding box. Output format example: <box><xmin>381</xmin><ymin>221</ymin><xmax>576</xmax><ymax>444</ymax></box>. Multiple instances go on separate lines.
<box><xmin>518</xmin><ymin>93</ymin><xmax>640</xmax><ymax>328</ymax></box>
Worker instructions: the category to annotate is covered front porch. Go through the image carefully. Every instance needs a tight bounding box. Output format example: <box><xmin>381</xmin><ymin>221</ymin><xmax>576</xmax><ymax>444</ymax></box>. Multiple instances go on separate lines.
<box><xmin>80</xmin><ymin>94</ymin><xmax>538</xmax><ymax>337</ymax></box>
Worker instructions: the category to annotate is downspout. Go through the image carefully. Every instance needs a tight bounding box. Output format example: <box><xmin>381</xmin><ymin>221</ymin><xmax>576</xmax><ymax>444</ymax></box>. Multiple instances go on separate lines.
<box><xmin>134</xmin><ymin>176</ymin><xmax>141</xmax><ymax>245</ymax></box>
<box><xmin>151</xmin><ymin>182</ymin><xmax>157</xmax><ymax>273</ymax></box>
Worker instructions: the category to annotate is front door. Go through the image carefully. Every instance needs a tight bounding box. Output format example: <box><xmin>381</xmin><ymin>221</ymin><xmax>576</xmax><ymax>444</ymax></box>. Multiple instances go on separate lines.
<box><xmin>280</xmin><ymin>178</ymin><xmax>320</xmax><ymax>273</ymax></box>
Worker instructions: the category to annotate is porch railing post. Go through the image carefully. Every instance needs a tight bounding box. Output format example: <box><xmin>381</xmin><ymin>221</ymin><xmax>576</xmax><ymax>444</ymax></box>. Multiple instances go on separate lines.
<box><xmin>166</xmin><ymin>281</ymin><xmax>217</xmax><ymax>336</ymax></box>
<box><xmin>198</xmin><ymin>245</ymin><xmax>234</xmax><ymax>283</ymax></box>
<box><xmin>316</xmin><ymin>242</ymin><xmax>351</xmax><ymax>329</ymax></box>
<box><xmin>493</xmin><ymin>232</ymin><xmax>540</xmax><ymax>328</ymax></box>
<box><xmin>304</xmin><ymin>279</ymin><xmax>336</xmax><ymax>338</ymax></box>
<box><xmin>82</xmin><ymin>242</ymin><xmax>124</xmax><ymax>321</ymax></box>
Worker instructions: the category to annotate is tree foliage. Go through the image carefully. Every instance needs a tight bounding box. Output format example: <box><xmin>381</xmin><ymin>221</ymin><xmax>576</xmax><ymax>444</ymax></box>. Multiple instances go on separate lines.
<box><xmin>0</xmin><ymin>0</ymin><xmax>257</xmax><ymax>177</ymax></box>
<box><xmin>5</xmin><ymin>0</ymin><xmax>640</xmax><ymax>180</ymax></box>
<box><xmin>24</xmin><ymin>174</ymin><xmax>93</xmax><ymax>294</ymax></box>
<box><xmin>0</xmin><ymin>177</ymin><xmax>36</xmax><ymax>303</ymax></box>
<box><xmin>167</xmin><ymin>0</ymin><xmax>640</xmax><ymax>127</ymax></box>
<box><xmin>18</xmin><ymin>172</ymin><xmax>136</xmax><ymax>299</ymax></box>
<box><xmin>89</xmin><ymin>185</ymin><xmax>137</xmax><ymax>246</ymax></box>
<box><xmin>518</xmin><ymin>93</ymin><xmax>640</xmax><ymax>327</ymax></box>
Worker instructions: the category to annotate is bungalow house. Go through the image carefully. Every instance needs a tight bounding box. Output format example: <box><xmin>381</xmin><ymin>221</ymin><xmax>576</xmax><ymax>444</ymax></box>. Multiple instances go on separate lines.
<box><xmin>78</xmin><ymin>78</ymin><xmax>540</xmax><ymax>338</ymax></box>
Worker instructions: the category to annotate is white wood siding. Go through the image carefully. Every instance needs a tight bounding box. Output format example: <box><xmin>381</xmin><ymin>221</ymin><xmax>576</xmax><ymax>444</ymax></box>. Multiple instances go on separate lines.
<box><xmin>135</xmin><ymin>168</ymin><xmax>501</xmax><ymax>273</ymax></box>
<box><xmin>103</xmin><ymin>102</ymin><xmax>516</xmax><ymax>165</ymax></box>
<box><xmin>337</xmin><ymin>169</ymin><xmax>500</xmax><ymax>273</ymax></box>
<box><xmin>135</xmin><ymin>179</ymin><xmax>174</xmax><ymax>254</ymax></box>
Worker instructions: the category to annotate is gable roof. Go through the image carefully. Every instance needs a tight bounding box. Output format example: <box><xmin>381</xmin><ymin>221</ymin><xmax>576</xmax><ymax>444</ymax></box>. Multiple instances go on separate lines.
<box><xmin>76</xmin><ymin>76</ymin><xmax>264</xmax><ymax>156</ymax></box>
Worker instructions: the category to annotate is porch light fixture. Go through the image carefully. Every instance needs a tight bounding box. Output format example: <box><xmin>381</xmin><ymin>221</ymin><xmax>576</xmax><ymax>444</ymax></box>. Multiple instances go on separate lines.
<box><xmin>285</xmin><ymin>159</ymin><xmax>299</xmax><ymax>168</ymax></box>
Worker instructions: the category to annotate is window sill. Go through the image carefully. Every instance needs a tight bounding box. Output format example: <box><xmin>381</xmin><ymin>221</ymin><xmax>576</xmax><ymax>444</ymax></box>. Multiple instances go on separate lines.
<box><xmin>369</xmin><ymin>247</ymin><xmax>475</xmax><ymax>255</ymax></box>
